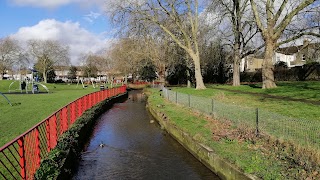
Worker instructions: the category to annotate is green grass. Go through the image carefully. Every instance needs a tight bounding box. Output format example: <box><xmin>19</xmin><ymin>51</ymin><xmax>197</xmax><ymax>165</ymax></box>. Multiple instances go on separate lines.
<box><xmin>214</xmin><ymin>81</ymin><xmax>320</xmax><ymax>101</ymax></box>
<box><xmin>147</xmin><ymin>88</ymin><xmax>294</xmax><ymax>179</ymax></box>
<box><xmin>0</xmin><ymin>80</ymin><xmax>98</xmax><ymax>146</ymax></box>
<box><xmin>172</xmin><ymin>81</ymin><xmax>320</xmax><ymax>121</ymax></box>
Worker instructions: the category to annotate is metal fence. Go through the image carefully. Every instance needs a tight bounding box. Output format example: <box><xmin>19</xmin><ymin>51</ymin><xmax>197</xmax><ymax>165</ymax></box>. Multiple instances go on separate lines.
<box><xmin>0</xmin><ymin>86</ymin><xmax>127</xmax><ymax>180</ymax></box>
<box><xmin>162</xmin><ymin>87</ymin><xmax>320</xmax><ymax>150</ymax></box>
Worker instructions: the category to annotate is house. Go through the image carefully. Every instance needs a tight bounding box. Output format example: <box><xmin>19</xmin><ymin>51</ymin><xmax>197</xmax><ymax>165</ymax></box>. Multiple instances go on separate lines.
<box><xmin>240</xmin><ymin>40</ymin><xmax>320</xmax><ymax>72</ymax></box>
<box><xmin>54</xmin><ymin>66</ymin><xmax>70</xmax><ymax>81</ymax></box>
<box><xmin>240</xmin><ymin>54</ymin><xmax>264</xmax><ymax>72</ymax></box>
<box><xmin>275</xmin><ymin>39</ymin><xmax>320</xmax><ymax>67</ymax></box>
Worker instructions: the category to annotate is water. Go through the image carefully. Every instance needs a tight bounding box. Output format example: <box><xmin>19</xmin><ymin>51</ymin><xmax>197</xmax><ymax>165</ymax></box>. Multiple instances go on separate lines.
<box><xmin>73</xmin><ymin>90</ymin><xmax>220</xmax><ymax>180</ymax></box>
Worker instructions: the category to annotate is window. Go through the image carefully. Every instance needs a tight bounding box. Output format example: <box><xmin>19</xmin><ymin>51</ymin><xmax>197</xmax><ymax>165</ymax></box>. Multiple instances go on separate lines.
<box><xmin>302</xmin><ymin>54</ymin><xmax>306</xmax><ymax>61</ymax></box>
<box><xmin>277</xmin><ymin>56</ymin><xmax>280</xmax><ymax>62</ymax></box>
<box><xmin>250</xmin><ymin>60</ymin><xmax>253</xmax><ymax>65</ymax></box>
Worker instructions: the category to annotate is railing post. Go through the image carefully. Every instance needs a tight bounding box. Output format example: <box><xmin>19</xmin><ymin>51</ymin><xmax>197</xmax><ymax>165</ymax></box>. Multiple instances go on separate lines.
<box><xmin>64</xmin><ymin>107</ymin><xmax>68</xmax><ymax>131</ymax></box>
<box><xmin>90</xmin><ymin>93</ymin><xmax>93</xmax><ymax>107</ymax></box>
<box><xmin>52</xmin><ymin>115</ymin><xmax>57</xmax><ymax>148</ymax></box>
<box><xmin>35</xmin><ymin>128</ymin><xmax>41</xmax><ymax>167</ymax></box>
<box><xmin>46</xmin><ymin>120</ymin><xmax>50</xmax><ymax>152</ymax></box>
<box><xmin>18</xmin><ymin>137</ymin><xmax>26</xmax><ymax>180</ymax></box>
<box><xmin>77</xmin><ymin>99</ymin><xmax>82</xmax><ymax>117</ymax></box>
<box><xmin>82</xmin><ymin>96</ymin><xmax>86</xmax><ymax>112</ymax></box>
<box><xmin>83</xmin><ymin>95</ymin><xmax>86</xmax><ymax>110</ymax></box>
<box><xmin>60</xmin><ymin>109</ymin><xmax>64</xmax><ymax>133</ymax></box>
<box><xmin>71</xmin><ymin>102</ymin><xmax>76</xmax><ymax>124</ymax></box>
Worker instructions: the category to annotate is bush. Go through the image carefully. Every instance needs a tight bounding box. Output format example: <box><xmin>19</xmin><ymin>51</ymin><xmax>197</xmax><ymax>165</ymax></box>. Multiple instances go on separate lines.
<box><xmin>240</xmin><ymin>70</ymin><xmax>262</xmax><ymax>82</ymax></box>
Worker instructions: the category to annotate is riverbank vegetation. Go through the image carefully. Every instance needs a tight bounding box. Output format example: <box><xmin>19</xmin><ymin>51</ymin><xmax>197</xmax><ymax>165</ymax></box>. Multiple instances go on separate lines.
<box><xmin>0</xmin><ymin>80</ymin><xmax>97</xmax><ymax>146</ymax></box>
<box><xmin>146</xmin><ymin>84</ymin><xmax>320</xmax><ymax>179</ymax></box>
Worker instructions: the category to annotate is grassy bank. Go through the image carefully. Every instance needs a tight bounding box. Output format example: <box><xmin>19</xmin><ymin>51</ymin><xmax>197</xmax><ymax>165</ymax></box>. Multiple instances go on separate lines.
<box><xmin>147</xmin><ymin>84</ymin><xmax>320</xmax><ymax>179</ymax></box>
<box><xmin>173</xmin><ymin>81</ymin><xmax>320</xmax><ymax>120</ymax></box>
<box><xmin>0</xmin><ymin>80</ymin><xmax>97</xmax><ymax>146</ymax></box>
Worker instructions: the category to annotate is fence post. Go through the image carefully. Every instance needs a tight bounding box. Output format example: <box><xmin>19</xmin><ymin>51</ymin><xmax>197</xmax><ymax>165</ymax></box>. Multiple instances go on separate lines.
<box><xmin>167</xmin><ymin>89</ymin><xmax>169</xmax><ymax>100</ymax></box>
<box><xmin>18</xmin><ymin>137</ymin><xmax>26</xmax><ymax>180</ymax></box>
<box><xmin>175</xmin><ymin>91</ymin><xmax>178</xmax><ymax>103</ymax></box>
<box><xmin>212</xmin><ymin>99</ymin><xmax>214</xmax><ymax>112</ymax></box>
<box><xmin>256</xmin><ymin>108</ymin><xmax>259</xmax><ymax>137</ymax></box>
<box><xmin>188</xmin><ymin>94</ymin><xmax>191</xmax><ymax>107</ymax></box>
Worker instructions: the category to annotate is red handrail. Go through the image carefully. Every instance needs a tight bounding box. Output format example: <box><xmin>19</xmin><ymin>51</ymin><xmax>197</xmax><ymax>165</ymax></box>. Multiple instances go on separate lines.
<box><xmin>0</xmin><ymin>85</ymin><xmax>127</xmax><ymax>180</ymax></box>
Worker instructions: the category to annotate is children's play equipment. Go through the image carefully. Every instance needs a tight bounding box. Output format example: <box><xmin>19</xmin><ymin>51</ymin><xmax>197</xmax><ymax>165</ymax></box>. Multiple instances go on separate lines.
<box><xmin>0</xmin><ymin>92</ymin><xmax>12</xmax><ymax>106</ymax></box>
<box><xmin>8</xmin><ymin>68</ymin><xmax>49</xmax><ymax>94</ymax></box>
<box><xmin>76</xmin><ymin>78</ymin><xmax>101</xmax><ymax>89</ymax></box>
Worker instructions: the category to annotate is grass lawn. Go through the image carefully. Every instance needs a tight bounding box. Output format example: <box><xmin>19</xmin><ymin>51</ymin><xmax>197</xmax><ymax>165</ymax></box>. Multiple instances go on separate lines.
<box><xmin>172</xmin><ymin>81</ymin><xmax>320</xmax><ymax>121</ymax></box>
<box><xmin>0</xmin><ymin>80</ymin><xmax>98</xmax><ymax>147</ymax></box>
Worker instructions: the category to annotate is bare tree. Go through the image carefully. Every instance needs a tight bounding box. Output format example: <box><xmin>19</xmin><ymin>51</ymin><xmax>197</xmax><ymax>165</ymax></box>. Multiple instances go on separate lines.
<box><xmin>28</xmin><ymin>39</ymin><xmax>70</xmax><ymax>83</ymax></box>
<box><xmin>109</xmin><ymin>0</ymin><xmax>206</xmax><ymax>89</ymax></box>
<box><xmin>108</xmin><ymin>38</ymin><xmax>144</xmax><ymax>83</ymax></box>
<box><xmin>208</xmin><ymin>0</ymin><xmax>262</xmax><ymax>86</ymax></box>
<box><xmin>250</xmin><ymin>0</ymin><xmax>320</xmax><ymax>89</ymax></box>
<box><xmin>0</xmin><ymin>37</ymin><xmax>22</xmax><ymax>80</ymax></box>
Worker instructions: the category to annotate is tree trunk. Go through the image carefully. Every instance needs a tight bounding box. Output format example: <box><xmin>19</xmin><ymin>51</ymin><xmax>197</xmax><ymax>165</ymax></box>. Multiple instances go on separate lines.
<box><xmin>233</xmin><ymin>47</ymin><xmax>241</xmax><ymax>86</ymax></box>
<box><xmin>186</xmin><ymin>68</ymin><xmax>191</xmax><ymax>88</ymax></box>
<box><xmin>43</xmin><ymin>71</ymin><xmax>47</xmax><ymax>83</ymax></box>
<box><xmin>262</xmin><ymin>41</ymin><xmax>277</xmax><ymax>89</ymax></box>
<box><xmin>190</xmin><ymin>52</ymin><xmax>206</xmax><ymax>89</ymax></box>
<box><xmin>124</xmin><ymin>73</ymin><xmax>128</xmax><ymax>84</ymax></box>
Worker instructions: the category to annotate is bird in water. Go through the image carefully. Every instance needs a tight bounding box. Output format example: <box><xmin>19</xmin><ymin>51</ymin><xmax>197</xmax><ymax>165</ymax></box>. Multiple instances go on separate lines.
<box><xmin>99</xmin><ymin>141</ymin><xmax>105</xmax><ymax>148</ymax></box>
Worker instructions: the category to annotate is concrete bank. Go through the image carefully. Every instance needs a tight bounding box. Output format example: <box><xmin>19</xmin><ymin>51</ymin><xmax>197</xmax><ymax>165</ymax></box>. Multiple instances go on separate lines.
<box><xmin>147</xmin><ymin>104</ymin><xmax>259</xmax><ymax>180</ymax></box>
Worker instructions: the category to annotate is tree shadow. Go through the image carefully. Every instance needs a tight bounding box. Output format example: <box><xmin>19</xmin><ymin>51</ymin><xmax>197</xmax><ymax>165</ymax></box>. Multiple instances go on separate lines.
<box><xmin>248</xmin><ymin>84</ymin><xmax>261</xmax><ymax>89</ymax></box>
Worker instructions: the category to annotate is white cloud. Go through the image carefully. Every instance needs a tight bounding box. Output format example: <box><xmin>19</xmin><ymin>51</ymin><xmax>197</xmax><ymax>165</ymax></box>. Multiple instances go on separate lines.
<box><xmin>83</xmin><ymin>11</ymin><xmax>101</xmax><ymax>23</ymax></box>
<box><xmin>11</xmin><ymin>0</ymin><xmax>73</xmax><ymax>8</ymax></box>
<box><xmin>10</xmin><ymin>0</ymin><xmax>107</xmax><ymax>9</ymax></box>
<box><xmin>11</xmin><ymin>19</ymin><xmax>110</xmax><ymax>65</ymax></box>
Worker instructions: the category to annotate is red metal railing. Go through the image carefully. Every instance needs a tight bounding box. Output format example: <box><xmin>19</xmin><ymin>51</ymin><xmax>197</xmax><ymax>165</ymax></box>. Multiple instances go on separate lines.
<box><xmin>0</xmin><ymin>86</ymin><xmax>127</xmax><ymax>180</ymax></box>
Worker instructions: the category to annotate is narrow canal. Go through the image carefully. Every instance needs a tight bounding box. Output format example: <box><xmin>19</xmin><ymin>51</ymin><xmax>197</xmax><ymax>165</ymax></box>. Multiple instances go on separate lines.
<box><xmin>73</xmin><ymin>90</ymin><xmax>220</xmax><ymax>180</ymax></box>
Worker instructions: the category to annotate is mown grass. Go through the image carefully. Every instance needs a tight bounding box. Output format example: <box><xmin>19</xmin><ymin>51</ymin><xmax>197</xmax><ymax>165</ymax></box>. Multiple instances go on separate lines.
<box><xmin>172</xmin><ymin>81</ymin><xmax>320</xmax><ymax>121</ymax></box>
<box><xmin>147</xmin><ymin>88</ymin><xmax>294</xmax><ymax>179</ymax></box>
<box><xmin>0</xmin><ymin>80</ymin><xmax>98</xmax><ymax>146</ymax></box>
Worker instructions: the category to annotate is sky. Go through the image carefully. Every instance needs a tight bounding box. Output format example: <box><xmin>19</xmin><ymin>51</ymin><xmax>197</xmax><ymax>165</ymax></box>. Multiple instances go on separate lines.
<box><xmin>0</xmin><ymin>0</ymin><xmax>115</xmax><ymax>65</ymax></box>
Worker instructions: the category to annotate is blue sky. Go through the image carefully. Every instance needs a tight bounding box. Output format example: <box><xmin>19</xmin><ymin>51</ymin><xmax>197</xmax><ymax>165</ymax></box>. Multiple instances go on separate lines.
<box><xmin>0</xmin><ymin>0</ymin><xmax>114</xmax><ymax>64</ymax></box>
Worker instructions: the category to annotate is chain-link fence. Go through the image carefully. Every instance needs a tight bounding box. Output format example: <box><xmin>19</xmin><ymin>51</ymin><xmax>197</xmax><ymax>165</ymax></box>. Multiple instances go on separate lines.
<box><xmin>161</xmin><ymin>87</ymin><xmax>320</xmax><ymax>150</ymax></box>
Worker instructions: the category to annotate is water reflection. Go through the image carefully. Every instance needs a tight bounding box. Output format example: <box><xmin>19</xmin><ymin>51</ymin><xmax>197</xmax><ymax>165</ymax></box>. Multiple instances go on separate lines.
<box><xmin>73</xmin><ymin>90</ymin><xmax>220</xmax><ymax>180</ymax></box>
